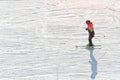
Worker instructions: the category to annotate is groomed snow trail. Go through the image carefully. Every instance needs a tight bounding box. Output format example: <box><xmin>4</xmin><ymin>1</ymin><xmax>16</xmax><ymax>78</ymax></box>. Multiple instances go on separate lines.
<box><xmin>0</xmin><ymin>0</ymin><xmax>120</xmax><ymax>80</ymax></box>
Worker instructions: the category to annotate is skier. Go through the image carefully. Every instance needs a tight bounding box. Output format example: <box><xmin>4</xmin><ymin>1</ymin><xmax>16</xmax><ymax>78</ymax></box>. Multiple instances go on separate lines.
<box><xmin>86</xmin><ymin>20</ymin><xmax>95</xmax><ymax>46</ymax></box>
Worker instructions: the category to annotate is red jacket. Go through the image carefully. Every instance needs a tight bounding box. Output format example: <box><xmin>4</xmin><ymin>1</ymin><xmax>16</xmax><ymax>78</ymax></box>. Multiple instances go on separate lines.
<box><xmin>87</xmin><ymin>22</ymin><xmax>93</xmax><ymax>29</ymax></box>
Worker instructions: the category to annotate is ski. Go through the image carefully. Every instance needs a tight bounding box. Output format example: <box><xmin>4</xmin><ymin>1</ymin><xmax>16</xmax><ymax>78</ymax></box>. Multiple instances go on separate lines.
<box><xmin>75</xmin><ymin>45</ymin><xmax>101</xmax><ymax>49</ymax></box>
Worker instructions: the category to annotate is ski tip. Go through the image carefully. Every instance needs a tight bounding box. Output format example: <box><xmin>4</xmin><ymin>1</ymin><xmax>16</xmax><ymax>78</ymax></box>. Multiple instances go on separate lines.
<box><xmin>75</xmin><ymin>45</ymin><xmax>78</xmax><ymax>48</ymax></box>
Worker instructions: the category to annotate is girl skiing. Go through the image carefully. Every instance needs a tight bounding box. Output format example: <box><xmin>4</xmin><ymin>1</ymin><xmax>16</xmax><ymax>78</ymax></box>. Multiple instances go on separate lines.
<box><xmin>86</xmin><ymin>20</ymin><xmax>95</xmax><ymax>46</ymax></box>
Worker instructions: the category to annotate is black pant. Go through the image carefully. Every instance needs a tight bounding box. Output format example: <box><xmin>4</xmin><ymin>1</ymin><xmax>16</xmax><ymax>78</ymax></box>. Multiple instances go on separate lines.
<box><xmin>88</xmin><ymin>31</ymin><xmax>95</xmax><ymax>46</ymax></box>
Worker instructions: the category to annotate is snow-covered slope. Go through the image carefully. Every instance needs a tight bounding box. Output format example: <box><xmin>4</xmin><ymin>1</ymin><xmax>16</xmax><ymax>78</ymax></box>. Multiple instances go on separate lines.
<box><xmin>0</xmin><ymin>0</ymin><xmax>120</xmax><ymax>80</ymax></box>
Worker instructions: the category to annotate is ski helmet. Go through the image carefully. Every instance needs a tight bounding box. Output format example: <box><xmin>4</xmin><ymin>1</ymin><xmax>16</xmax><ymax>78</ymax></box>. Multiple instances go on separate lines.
<box><xmin>86</xmin><ymin>20</ymin><xmax>90</xmax><ymax>24</ymax></box>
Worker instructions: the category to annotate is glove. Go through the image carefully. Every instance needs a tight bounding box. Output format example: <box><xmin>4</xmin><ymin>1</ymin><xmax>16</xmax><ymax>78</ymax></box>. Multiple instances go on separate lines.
<box><xmin>86</xmin><ymin>28</ymin><xmax>88</xmax><ymax>30</ymax></box>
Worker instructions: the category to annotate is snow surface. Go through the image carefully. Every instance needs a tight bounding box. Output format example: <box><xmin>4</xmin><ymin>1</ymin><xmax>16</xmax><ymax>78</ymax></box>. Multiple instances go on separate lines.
<box><xmin>0</xmin><ymin>0</ymin><xmax>120</xmax><ymax>80</ymax></box>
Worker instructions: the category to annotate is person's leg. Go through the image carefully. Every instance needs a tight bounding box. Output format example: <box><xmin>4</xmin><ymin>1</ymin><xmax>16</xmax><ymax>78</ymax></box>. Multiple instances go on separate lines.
<box><xmin>89</xmin><ymin>35</ymin><xmax>93</xmax><ymax>46</ymax></box>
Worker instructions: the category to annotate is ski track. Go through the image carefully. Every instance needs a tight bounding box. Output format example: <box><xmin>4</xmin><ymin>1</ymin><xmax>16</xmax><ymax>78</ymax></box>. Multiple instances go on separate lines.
<box><xmin>0</xmin><ymin>0</ymin><xmax>120</xmax><ymax>80</ymax></box>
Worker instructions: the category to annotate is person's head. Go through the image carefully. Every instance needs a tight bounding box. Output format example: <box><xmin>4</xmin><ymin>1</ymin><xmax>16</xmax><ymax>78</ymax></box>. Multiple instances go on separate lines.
<box><xmin>86</xmin><ymin>20</ymin><xmax>91</xmax><ymax>24</ymax></box>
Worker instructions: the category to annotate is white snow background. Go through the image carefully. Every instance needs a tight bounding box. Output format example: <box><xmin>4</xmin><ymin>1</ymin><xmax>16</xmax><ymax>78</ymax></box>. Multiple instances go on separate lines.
<box><xmin>0</xmin><ymin>0</ymin><xmax>120</xmax><ymax>80</ymax></box>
